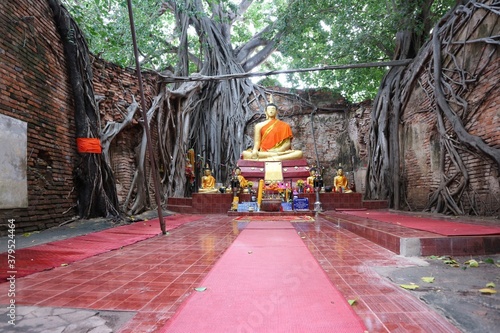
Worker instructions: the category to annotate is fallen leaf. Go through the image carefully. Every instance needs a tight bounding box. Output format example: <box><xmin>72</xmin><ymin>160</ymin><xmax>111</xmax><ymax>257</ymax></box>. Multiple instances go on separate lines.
<box><xmin>485</xmin><ymin>282</ymin><xmax>496</xmax><ymax>289</ymax></box>
<box><xmin>400</xmin><ymin>284</ymin><xmax>419</xmax><ymax>290</ymax></box>
<box><xmin>421</xmin><ymin>277</ymin><xmax>435</xmax><ymax>283</ymax></box>
<box><xmin>479</xmin><ymin>288</ymin><xmax>497</xmax><ymax>295</ymax></box>
<box><xmin>348</xmin><ymin>299</ymin><xmax>357</xmax><ymax>306</ymax></box>
<box><xmin>443</xmin><ymin>259</ymin><xmax>459</xmax><ymax>265</ymax></box>
<box><xmin>194</xmin><ymin>287</ymin><xmax>207</xmax><ymax>292</ymax></box>
<box><xmin>465</xmin><ymin>259</ymin><xmax>479</xmax><ymax>267</ymax></box>
<box><xmin>484</xmin><ymin>258</ymin><xmax>494</xmax><ymax>264</ymax></box>
<box><xmin>61</xmin><ymin>263</ymin><xmax>68</xmax><ymax>267</ymax></box>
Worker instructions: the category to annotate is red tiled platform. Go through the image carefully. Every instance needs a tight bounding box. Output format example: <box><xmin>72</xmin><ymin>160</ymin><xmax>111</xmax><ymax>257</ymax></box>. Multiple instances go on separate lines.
<box><xmin>236</xmin><ymin>158</ymin><xmax>311</xmax><ymax>182</ymax></box>
<box><xmin>167</xmin><ymin>192</ymin><xmax>388</xmax><ymax>214</ymax></box>
<box><xmin>167</xmin><ymin>194</ymin><xmax>496</xmax><ymax>257</ymax></box>
<box><xmin>0</xmin><ymin>215</ymin><xmax>463</xmax><ymax>332</ymax></box>
<box><xmin>321</xmin><ymin>210</ymin><xmax>500</xmax><ymax>256</ymax></box>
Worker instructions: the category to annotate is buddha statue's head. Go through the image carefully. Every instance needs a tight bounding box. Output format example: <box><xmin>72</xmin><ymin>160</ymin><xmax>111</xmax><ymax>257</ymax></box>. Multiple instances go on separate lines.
<box><xmin>265</xmin><ymin>103</ymin><xmax>278</xmax><ymax>119</ymax></box>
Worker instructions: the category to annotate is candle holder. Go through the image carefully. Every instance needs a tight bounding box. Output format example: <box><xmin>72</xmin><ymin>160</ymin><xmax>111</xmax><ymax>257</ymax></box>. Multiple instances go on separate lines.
<box><xmin>313</xmin><ymin>175</ymin><xmax>323</xmax><ymax>212</ymax></box>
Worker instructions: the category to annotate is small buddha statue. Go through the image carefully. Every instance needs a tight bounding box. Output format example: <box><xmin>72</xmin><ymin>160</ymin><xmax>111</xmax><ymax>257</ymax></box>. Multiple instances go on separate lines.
<box><xmin>199</xmin><ymin>167</ymin><xmax>218</xmax><ymax>193</ymax></box>
<box><xmin>306</xmin><ymin>168</ymin><xmax>317</xmax><ymax>190</ymax></box>
<box><xmin>234</xmin><ymin>167</ymin><xmax>248</xmax><ymax>188</ymax></box>
<box><xmin>333</xmin><ymin>168</ymin><xmax>352</xmax><ymax>193</ymax></box>
<box><xmin>241</xmin><ymin>101</ymin><xmax>303</xmax><ymax>161</ymax></box>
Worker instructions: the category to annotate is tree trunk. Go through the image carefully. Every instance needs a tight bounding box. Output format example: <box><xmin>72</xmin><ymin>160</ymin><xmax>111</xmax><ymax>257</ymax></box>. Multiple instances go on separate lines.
<box><xmin>48</xmin><ymin>0</ymin><xmax>120</xmax><ymax>218</ymax></box>
<box><xmin>366</xmin><ymin>0</ymin><xmax>500</xmax><ymax>215</ymax></box>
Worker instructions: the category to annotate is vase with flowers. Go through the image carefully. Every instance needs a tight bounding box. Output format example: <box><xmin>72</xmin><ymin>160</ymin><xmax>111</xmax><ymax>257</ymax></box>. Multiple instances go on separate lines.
<box><xmin>296</xmin><ymin>179</ymin><xmax>305</xmax><ymax>193</ymax></box>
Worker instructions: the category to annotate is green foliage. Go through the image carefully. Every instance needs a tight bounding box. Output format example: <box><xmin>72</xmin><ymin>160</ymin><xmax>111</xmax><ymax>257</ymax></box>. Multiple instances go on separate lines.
<box><xmin>62</xmin><ymin>0</ymin><xmax>178</xmax><ymax>69</ymax></box>
<box><xmin>61</xmin><ymin>0</ymin><xmax>457</xmax><ymax>102</ymax></box>
<box><xmin>273</xmin><ymin>0</ymin><xmax>456</xmax><ymax>102</ymax></box>
<box><xmin>257</xmin><ymin>76</ymin><xmax>282</xmax><ymax>87</ymax></box>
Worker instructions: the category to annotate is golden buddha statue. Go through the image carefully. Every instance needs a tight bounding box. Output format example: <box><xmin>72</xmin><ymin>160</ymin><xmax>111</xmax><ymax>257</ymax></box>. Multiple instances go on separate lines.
<box><xmin>242</xmin><ymin>102</ymin><xmax>303</xmax><ymax>161</ymax></box>
<box><xmin>306</xmin><ymin>168</ymin><xmax>317</xmax><ymax>189</ymax></box>
<box><xmin>333</xmin><ymin>168</ymin><xmax>352</xmax><ymax>193</ymax></box>
<box><xmin>234</xmin><ymin>167</ymin><xmax>248</xmax><ymax>188</ymax></box>
<box><xmin>199</xmin><ymin>168</ymin><xmax>218</xmax><ymax>193</ymax></box>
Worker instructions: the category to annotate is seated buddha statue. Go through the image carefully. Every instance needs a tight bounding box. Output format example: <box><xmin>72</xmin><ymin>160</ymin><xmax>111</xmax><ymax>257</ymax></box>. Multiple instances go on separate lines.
<box><xmin>234</xmin><ymin>167</ymin><xmax>248</xmax><ymax>188</ymax></box>
<box><xmin>199</xmin><ymin>168</ymin><xmax>218</xmax><ymax>193</ymax></box>
<box><xmin>241</xmin><ymin>103</ymin><xmax>303</xmax><ymax>161</ymax></box>
<box><xmin>333</xmin><ymin>168</ymin><xmax>352</xmax><ymax>193</ymax></box>
<box><xmin>306</xmin><ymin>168</ymin><xmax>317</xmax><ymax>189</ymax></box>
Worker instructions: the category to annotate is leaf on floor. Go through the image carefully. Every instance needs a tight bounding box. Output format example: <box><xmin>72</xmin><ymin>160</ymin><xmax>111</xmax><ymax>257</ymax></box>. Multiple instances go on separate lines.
<box><xmin>348</xmin><ymin>299</ymin><xmax>357</xmax><ymax>306</ymax></box>
<box><xmin>443</xmin><ymin>258</ymin><xmax>460</xmax><ymax>267</ymax></box>
<box><xmin>486</xmin><ymin>282</ymin><xmax>496</xmax><ymax>288</ymax></box>
<box><xmin>194</xmin><ymin>287</ymin><xmax>207</xmax><ymax>292</ymax></box>
<box><xmin>464</xmin><ymin>259</ymin><xmax>479</xmax><ymax>267</ymax></box>
<box><xmin>23</xmin><ymin>231</ymin><xmax>39</xmax><ymax>237</ymax></box>
<box><xmin>479</xmin><ymin>288</ymin><xmax>496</xmax><ymax>295</ymax></box>
<box><xmin>421</xmin><ymin>277</ymin><xmax>435</xmax><ymax>283</ymax></box>
<box><xmin>400</xmin><ymin>283</ymin><xmax>419</xmax><ymax>290</ymax></box>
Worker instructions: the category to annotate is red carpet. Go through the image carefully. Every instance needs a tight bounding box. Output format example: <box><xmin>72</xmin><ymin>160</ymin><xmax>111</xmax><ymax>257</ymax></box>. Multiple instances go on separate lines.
<box><xmin>160</xmin><ymin>222</ymin><xmax>366</xmax><ymax>333</ymax></box>
<box><xmin>0</xmin><ymin>214</ymin><xmax>201</xmax><ymax>281</ymax></box>
<box><xmin>341</xmin><ymin>210</ymin><xmax>500</xmax><ymax>236</ymax></box>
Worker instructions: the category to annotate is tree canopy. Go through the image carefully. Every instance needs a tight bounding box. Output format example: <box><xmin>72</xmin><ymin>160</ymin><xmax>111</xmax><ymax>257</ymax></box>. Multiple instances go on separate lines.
<box><xmin>61</xmin><ymin>0</ymin><xmax>456</xmax><ymax>102</ymax></box>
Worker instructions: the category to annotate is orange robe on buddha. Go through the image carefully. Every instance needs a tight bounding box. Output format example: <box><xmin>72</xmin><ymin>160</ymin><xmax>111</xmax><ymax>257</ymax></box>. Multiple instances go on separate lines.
<box><xmin>259</xmin><ymin>119</ymin><xmax>293</xmax><ymax>151</ymax></box>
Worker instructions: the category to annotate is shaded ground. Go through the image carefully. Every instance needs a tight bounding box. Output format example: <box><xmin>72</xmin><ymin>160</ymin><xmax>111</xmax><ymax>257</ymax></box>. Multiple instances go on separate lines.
<box><xmin>0</xmin><ymin>306</ymin><xmax>135</xmax><ymax>333</ymax></box>
<box><xmin>375</xmin><ymin>254</ymin><xmax>500</xmax><ymax>333</ymax></box>
<box><xmin>9</xmin><ymin>210</ymin><xmax>166</xmax><ymax>250</ymax></box>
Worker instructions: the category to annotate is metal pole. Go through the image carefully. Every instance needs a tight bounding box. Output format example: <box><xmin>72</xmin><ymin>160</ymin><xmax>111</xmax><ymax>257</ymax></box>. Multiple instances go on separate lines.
<box><xmin>126</xmin><ymin>0</ymin><xmax>166</xmax><ymax>234</ymax></box>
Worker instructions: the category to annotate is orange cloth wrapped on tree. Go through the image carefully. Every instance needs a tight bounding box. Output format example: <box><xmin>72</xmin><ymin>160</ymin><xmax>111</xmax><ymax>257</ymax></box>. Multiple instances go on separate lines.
<box><xmin>76</xmin><ymin>138</ymin><xmax>102</xmax><ymax>154</ymax></box>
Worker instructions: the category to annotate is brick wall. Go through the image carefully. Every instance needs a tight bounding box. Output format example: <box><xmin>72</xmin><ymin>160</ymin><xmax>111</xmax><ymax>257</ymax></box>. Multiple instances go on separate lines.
<box><xmin>401</xmin><ymin>11</ymin><xmax>500</xmax><ymax>213</ymax></box>
<box><xmin>91</xmin><ymin>59</ymin><xmax>158</xmax><ymax>207</ymax></box>
<box><xmin>0</xmin><ymin>0</ymin><xmax>77</xmax><ymax>234</ymax></box>
<box><xmin>0</xmin><ymin>1</ymin><xmax>157</xmax><ymax>234</ymax></box>
<box><xmin>1</xmin><ymin>0</ymin><xmax>498</xmax><ymax>236</ymax></box>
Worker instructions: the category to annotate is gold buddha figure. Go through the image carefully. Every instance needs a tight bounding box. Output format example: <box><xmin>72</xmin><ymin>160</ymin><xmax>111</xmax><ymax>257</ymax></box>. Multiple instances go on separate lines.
<box><xmin>333</xmin><ymin>168</ymin><xmax>352</xmax><ymax>193</ymax></box>
<box><xmin>306</xmin><ymin>168</ymin><xmax>317</xmax><ymax>189</ymax></box>
<box><xmin>234</xmin><ymin>167</ymin><xmax>248</xmax><ymax>188</ymax></box>
<box><xmin>242</xmin><ymin>102</ymin><xmax>303</xmax><ymax>161</ymax></box>
<box><xmin>199</xmin><ymin>168</ymin><xmax>218</xmax><ymax>193</ymax></box>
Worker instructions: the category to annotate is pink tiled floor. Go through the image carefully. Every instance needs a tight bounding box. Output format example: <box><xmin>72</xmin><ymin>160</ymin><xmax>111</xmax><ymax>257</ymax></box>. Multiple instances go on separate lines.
<box><xmin>0</xmin><ymin>214</ymin><xmax>460</xmax><ymax>332</ymax></box>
